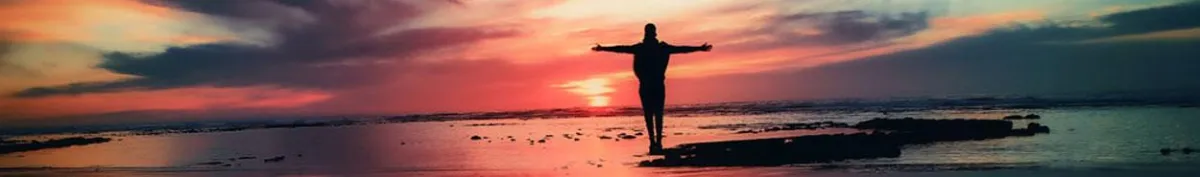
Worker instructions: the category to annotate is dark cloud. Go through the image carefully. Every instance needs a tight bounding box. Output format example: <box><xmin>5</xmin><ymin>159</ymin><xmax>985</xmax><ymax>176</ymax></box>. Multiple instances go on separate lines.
<box><xmin>991</xmin><ymin>2</ymin><xmax>1200</xmax><ymax>44</ymax></box>
<box><xmin>0</xmin><ymin>33</ymin><xmax>9</xmax><ymax>56</ymax></box>
<box><xmin>0</xmin><ymin>31</ymin><xmax>27</xmax><ymax>77</ymax></box>
<box><xmin>667</xmin><ymin>2</ymin><xmax>1200</xmax><ymax>101</ymax></box>
<box><xmin>1101</xmin><ymin>1</ymin><xmax>1200</xmax><ymax>34</ymax></box>
<box><xmin>0</xmin><ymin>31</ymin><xmax>10</xmax><ymax>58</ymax></box>
<box><xmin>14</xmin><ymin>0</ymin><xmax>518</xmax><ymax>97</ymax></box>
<box><xmin>733</xmin><ymin>10</ymin><xmax>929</xmax><ymax>50</ymax></box>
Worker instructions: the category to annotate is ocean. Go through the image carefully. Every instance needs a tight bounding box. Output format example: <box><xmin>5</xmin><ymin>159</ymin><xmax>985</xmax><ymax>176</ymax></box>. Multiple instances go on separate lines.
<box><xmin>2</xmin><ymin>97</ymin><xmax>1198</xmax><ymax>176</ymax></box>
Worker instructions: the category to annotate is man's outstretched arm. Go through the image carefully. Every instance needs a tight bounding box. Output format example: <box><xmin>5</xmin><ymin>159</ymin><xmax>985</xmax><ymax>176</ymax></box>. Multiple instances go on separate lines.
<box><xmin>592</xmin><ymin>44</ymin><xmax>636</xmax><ymax>54</ymax></box>
<box><xmin>667</xmin><ymin>43</ymin><xmax>713</xmax><ymax>54</ymax></box>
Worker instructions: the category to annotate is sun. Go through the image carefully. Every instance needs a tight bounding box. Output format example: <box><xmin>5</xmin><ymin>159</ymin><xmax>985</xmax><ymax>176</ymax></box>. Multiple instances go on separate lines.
<box><xmin>557</xmin><ymin>78</ymin><xmax>616</xmax><ymax>107</ymax></box>
<box><xmin>587</xmin><ymin>96</ymin><xmax>610</xmax><ymax>107</ymax></box>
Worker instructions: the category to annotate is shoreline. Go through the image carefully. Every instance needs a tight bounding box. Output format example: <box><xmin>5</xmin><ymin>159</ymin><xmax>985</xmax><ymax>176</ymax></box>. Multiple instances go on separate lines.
<box><xmin>3</xmin><ymin>97</ymin><xmax>1190</xmax><ymax>138</ymax></box>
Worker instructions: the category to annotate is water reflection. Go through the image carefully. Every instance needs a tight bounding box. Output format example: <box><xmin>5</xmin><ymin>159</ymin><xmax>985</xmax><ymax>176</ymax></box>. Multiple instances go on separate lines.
<box><xmin>0</xmin><ymin>134</ymin><xmax>192</xmax><ymax>167</ymax></box>
<box><xmin>2</xmin><ymin>107</ymin><xmax>1200</xmax><ymax>176</ymax></box>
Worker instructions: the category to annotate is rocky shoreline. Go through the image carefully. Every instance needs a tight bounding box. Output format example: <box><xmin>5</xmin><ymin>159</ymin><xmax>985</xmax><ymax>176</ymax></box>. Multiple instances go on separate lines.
<box><xmin>0</xmin><ymin>137</ymin><xmax>112</xmax><ymax>155</ymax></box>
<box><xmin>639</xmin><ymin>118</ymin><xmax>1051</xmax><ymax>167</ymax></box>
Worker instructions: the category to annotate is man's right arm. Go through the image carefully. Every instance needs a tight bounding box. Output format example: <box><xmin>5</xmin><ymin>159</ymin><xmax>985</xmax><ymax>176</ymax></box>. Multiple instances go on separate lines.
<box><xmin>592</xmin><ymin>44</ymin><xmax>636</xmax><ymax>54</ymax></box>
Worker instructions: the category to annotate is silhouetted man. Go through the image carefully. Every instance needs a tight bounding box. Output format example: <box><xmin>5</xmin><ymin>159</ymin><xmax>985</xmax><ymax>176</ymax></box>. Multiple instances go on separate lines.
<box><xmin>592</xmin><ymin>23</ymin><xmax>712</xmax><ymax>154</ymax></box>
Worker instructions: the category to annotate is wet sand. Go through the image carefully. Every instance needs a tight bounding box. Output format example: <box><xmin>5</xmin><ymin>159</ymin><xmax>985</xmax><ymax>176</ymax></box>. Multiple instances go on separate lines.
<box><xmin>2</xmin><ymin>106</ymin><xmax>1200</xmax><ymax>176</ymax></box>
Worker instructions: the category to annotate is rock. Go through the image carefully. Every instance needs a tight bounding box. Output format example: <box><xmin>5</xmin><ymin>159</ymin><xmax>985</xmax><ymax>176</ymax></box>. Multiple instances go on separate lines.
<box><xmin>264</xmin><ymin>156</ymin><xmax>286</xmax><ymax>163</ymax></box>
<box><xmin>1183</xmin><ymin>147</ymin><xmax>1194</xmax><ymax>154</ymax></box>
<box><xmin>236</xmin><ymin>156</ymin><xmax>256</xmax><ymax>160</ymax></box>
<box><xmin>0</xmin><ymin>137</ymin><xmax>112</xmax><ymax>154</ymax></box>
<box><xmin>727</xmin><ymin>121</ymin><xmax>852</xmax><ymax>134</ymax></box>
<box><xmin>470</xmin><ymin>135</ymin><xmax>483</xmax><ymax>140</ymax></box>
<box><xmin>1003</xmin><ymin>114</ymin><xmax>1040</xmax><ymax>120</ymax></box>
<box><xmin>735</xmin><ymin>130</ymin><xmax>759</xmax><ymax>134</ymax></box>
<box><xmin>641</xmin><ymin>118</ymin><xmax>1056</xmax><ymax>167</ymax></box>
<box><xmin>1027</xmin><ymin>123</ymin><xmax>1051</xmax><ymax>133</ymax></box>
<box><xmin>1012</xmin><ymin>123</ymin><xmax>1051</xmax><ymax>136</ymax></box>
<box><xmin>537</xmin><ymin>139</ymin><xmax>546</xmax><ymax>143</ymax></box>
<box><xmin>639</xmin><ymin>133</ymin><xmax>901</xmax><ymax>167</ymax></box>
<box><xmin>1162</xmin><ymin>148</ymin><xmax>1174</xmax><ymax>155</ymax></box>
<box><xmin>1001</xmin><ymin>114</ymin><xmax>1041</xmax><ymax>120</ymax></box>
<box><xmin>855</xmin><ymin>118</ymin><xmax>1018</xmax><ymax>141</ymax></box>
<box><xmin>197</xmin><ymin>161</ymin><xmax>224</xmax><ymax>165</ymax></box>
<box><xmin>599</xmin><ymin>136</ymin><xmax>613</xmax><ymax>139</ymax></box>
<box><xmin>620</xmin><ymin>135</ymin><xmax>637</xmax><ymax>139</ymax></box>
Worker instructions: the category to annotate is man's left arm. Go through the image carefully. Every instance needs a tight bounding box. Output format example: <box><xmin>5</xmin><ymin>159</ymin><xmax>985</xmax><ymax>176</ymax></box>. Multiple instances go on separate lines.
<box><xmin>667</xmin><ymin>42</ymin><xmax>713</xmax><ymax>54</ymax></box>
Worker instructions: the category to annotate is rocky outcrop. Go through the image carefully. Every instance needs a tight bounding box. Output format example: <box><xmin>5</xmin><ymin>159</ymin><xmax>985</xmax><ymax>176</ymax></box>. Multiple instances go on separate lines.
<box><xmin>1002</xmin><ymin>114</ymin><xmax>1041</xmax><ymax>120</ymax></box>
<box><xmin>0</xmin><ymin>137</ymin><xmax>112</xmax><ymax>154</ymax></box>
<box><xmin>640</xmin><ymin>118</ymin><xmax>1051</xmax><ymax>167</ymax></box>
<box><xmin>639</xmin><ymin>132</ymin><xmax>901</xmax><ymax>167</ymax></box>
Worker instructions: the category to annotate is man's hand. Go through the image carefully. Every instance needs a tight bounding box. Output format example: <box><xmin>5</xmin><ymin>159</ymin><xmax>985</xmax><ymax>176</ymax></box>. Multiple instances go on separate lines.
<box><xmin>592</xmin><ymin>44</ymin><xmax>602</xmax><ymax>51</ymax></box>
<box><xmin>700</xmin><ymin>43</ymin><xmax>713</xmax><ymax>51</ymax></box>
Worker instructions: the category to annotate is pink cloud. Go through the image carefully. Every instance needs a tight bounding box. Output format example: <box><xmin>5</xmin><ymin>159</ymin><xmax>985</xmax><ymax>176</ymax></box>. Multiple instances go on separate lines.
<box><xmin>0</xmin><ymin>86</ymin><xmax>331</xmax><ymax>119</ymax></box>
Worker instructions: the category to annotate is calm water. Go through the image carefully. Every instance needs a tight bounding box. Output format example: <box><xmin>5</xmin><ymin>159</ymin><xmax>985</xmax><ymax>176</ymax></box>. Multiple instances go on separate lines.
<box><xmin>2</xmin><ymin>106</ymin><xmax>1199</xmax><ymax>176</ymax></box>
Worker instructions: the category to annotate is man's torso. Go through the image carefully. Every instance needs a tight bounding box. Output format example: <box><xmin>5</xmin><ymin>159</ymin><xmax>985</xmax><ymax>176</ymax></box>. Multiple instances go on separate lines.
<box><xmin>631</xmin><ymin>42</ymin><xmax>671</xmax><ymax>81</ymax></box>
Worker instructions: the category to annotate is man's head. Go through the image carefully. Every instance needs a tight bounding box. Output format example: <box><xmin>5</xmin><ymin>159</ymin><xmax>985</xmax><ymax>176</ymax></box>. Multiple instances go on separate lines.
<box><xmin>643</xmin><ymin>23</ymin><xmax>657</xmax><ymax>43</ymax></box>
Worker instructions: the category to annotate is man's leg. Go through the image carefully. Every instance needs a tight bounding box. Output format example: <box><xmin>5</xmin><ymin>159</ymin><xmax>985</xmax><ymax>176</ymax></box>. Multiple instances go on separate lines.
<box><xmin>652</xmin><ymin>82</ymin><xmax>666</xmax><ymax>145</ymax></box>
<box><xmin>638</xmin><ymin>83</ymin><xmax>657</xmax><ymax>145</ymax></box>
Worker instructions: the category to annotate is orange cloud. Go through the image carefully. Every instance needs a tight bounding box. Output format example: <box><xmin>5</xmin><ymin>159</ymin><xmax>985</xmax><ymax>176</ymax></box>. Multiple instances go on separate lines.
<box><xmin>0</xmin><ymin>86</ymin><xmax>332</xmax><ymax>119</ymax></box>
<box><xmin>916</xmin><ymin>10</ymin><xmax>1045</xmax><ymax>42</ymax></box>
<box><xmin>0</xmin><ymin>0</ymin><xmax>242</xmax><ymax>52</ymax></box>
<box><xmin>1</xmin><ymin>0</ymin><xmax>172</xmax><ymax>42</ymax></box>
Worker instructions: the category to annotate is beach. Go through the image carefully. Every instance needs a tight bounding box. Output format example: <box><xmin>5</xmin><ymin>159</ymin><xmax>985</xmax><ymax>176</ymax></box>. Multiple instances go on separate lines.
<box><xmin>2</xmin><ymin>99</ymin><xmax>1200</xmax><ymax>176</ymax></box>
<box><xmin>5</xmin><ymin>0</ymin><xmax>1200</xmax><ymax>176</ymax></box>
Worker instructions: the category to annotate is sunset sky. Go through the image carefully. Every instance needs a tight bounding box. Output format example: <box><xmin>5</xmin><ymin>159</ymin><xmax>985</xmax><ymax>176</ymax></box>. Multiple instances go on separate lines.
<box><xmin>2</xmin><ymin>0</ymin><xmax>1200</xmax><ymax>126</ymax></box>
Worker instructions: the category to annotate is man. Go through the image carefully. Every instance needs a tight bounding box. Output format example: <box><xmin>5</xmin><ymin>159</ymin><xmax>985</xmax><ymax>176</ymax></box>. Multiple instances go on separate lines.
<box><xmin>592</xmin><ymin>23</ymin><xmax>712</xmax><ymax>154</ymax></box>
